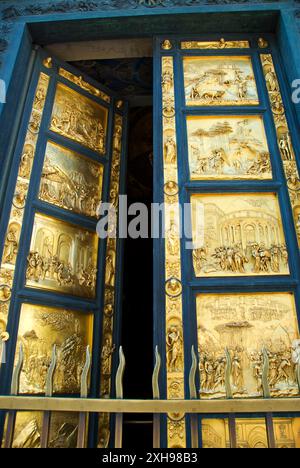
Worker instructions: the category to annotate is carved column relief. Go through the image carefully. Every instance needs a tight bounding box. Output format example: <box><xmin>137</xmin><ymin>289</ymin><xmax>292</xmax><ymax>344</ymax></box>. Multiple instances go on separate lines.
<box><xmin>261</xmin><ymin>54</ymin><xmax>300</xmax><ymax>247</ymax></box>
<box><xmin>0</xmin><ymin>72</ymin><xmax>49</xmax><ymax>355</ymax></box>
<box><xmin>98</xmin><ymin>112</ymin><xmax>123</xmax><ymax>448</ymax></box>
<box><xmin>162</xmin><ymin>56</ymin><xmax>186</xmax><ymax>448</ymax></box>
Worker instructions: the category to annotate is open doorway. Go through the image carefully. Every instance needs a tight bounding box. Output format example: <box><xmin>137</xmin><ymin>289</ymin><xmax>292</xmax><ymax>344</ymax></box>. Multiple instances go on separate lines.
<box><xmin>71</xmin><ymin>54</ymin><xmax>154</xmax><ymax>447</ymax></box>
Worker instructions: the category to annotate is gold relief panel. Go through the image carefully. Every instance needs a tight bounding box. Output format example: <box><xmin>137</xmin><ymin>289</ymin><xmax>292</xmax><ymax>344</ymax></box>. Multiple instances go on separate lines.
<box><xmin>235</xmin><ymin>419</ymin><xmax>268</xmax><ymax>448</ymax></box>
<box><xmin>5</xmin><ymin>411</ymin><xmax>80</xmax><ymax>448</ymax></box>
<box><xmin>191</xmin><ymin>193</ymin><xmax>289</xmax><ymax>277</ymax></box>
<box><xmin>50</xmin><ymin>83</ymin><xmax>108</xmax><ymax>154</ymax></box>
<box><xmin>39</xmin><ymin>141</ymin><xmax>104</xmax><ymax>218</ymax></box>
<box><xmin>181</xmin><ymin>39</ymin><xmax>250</xmax><ymax>50</ymax></box>
<box><xmin>16</xmin><ymin>304</ymin><xmax>93</xmax><ymax>395</ymax></box>
<box><xmin>274</xmin><ymin>418</ymin><xmax>300</xmax><ymax>448</ymax></box>
<box><xmin>201</xmin><ymin>419</ymin><xmax>230</xmax><ymax>448</ymax></box>
<box><xmin>26</xmin><ymin>213</ymin><xmax>98</xmax><ymax>298</ymax></box>
<box><xmin>59</xmin><ymin>68</ymin><xmax>110</xmax><ymax>103</ymax></box>
<box><xmin>187</xmin><ymin>116</ymin><xmax>272</xmax><ymax>180</ymax></box>
<box><xmin>184</xmin><ymin>56</ymin><xmax>258</xmax><ymax>106</ymax></box>
<box><xmin>197</xmin><ymin>293</ymin><xmax>299</xmax><ymax>399</ymax></box>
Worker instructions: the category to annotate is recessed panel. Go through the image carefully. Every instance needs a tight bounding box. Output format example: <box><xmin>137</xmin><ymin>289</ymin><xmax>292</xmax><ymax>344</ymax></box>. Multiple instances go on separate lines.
<box><xmin>184</xmin><ymin>56</ymin><xmax>258</xmax><ymax>106</ymax></box>
<box><xmin>50</xmin><ymin>83</ymin><xmax>108</xmax><ymax>154</ymax></box>
<box><xmin>15</xmin><ymin>303</ymin><xmax>93</xmax><ymax>395</ymax></box>
<box><xmin>39</xmin><ymin>141</ymin><xmax>104</xmax><ymax>218</ymax></box>
<box><xmin>191</xmin><ymin>193</ymin><xmax>289</xmax><ymax>277</ymax></box>
<box><xmin>26</xmin><ymin>213</ymin><xmax>98</xmax><ymax>298</ymax></box>
<box><xmin>197</xmin><ymin>293</ymin><xmax>299</xmax><ymax>399</ymax></box>
<box><xmin>187</xmin><ymin>116</ymin><xmax>272</xmax><ymax>180</ymax></box>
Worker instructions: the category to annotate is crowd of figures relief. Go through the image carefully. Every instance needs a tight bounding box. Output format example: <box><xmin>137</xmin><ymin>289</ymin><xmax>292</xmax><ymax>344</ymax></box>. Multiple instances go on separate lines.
<box><xmin>197</xmin><ymin>294</ymin><xmax>300</xmax><ymax>399</ymax></box>
<box><xmin>191</xmin><ymin>194</ymin><xmax>289</xmax><ymax>277</ymax></box>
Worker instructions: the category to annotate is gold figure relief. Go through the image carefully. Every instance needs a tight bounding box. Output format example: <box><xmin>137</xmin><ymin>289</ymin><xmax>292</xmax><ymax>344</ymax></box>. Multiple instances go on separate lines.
<box><xmin>6</xmin><ymin>411</ymin><xmax>80</xmax><ymax>448</ymax></box>
<box><xmin>261</xmin><ymin>54</ymin><xmax>300</xmax><ymax>246</ymax></box>
<box><xmin>0</xmin><ymin>73</ymin><xmax>49</xmax><ymax>348</ymax></box>
<box><xmin>15</xmin><ymin>303</ymin><xmax>93</xmax><ymax>395</ymax></box>
<box><xmin>59</xmin><ymin>68</ymin><xmax>110</xmax><ymax>103</ymax></box>
<box><xmin>184</xmin><ymin>56</ymin><xmax>259</xmax><ymax>106</ymax></box>
<box><xmin>191</xmin><ymin>193</ymin><xmax>289</xmax><ymax>277</ymax></box>
<box><xmin>202</xmin><ymin>419</ymin><xmax>230</xmax><ymax>448</ymax></box>
<box><xmin>39</xmin><ymin>141</ymin><xmax>104</xmax><ymax>218</ymax></box>
<box><xmin>98</xmin><ymin>113</ymin><xmax>123</xmax><ymax>446</ymax></box>
<box><xmin>197</xmin><ymin>293</ymin><xmax>299</xmax><ymax>399</ymax></box>
<box><xmin>181</xmin><ymin>38</ymin><xmax>250</xmax><ymax>50</ymax></box>
<box><xmin>162</xmin><ymin>56</ymin><xmax>186</xmax><ymax>448</ymax></box>
<box><xmin>26</xmin><ymin>213</ymin><xmax>98</xmax><ymax>298</ymax></box>
<box><xmin>187</xmin><ymin>116</ymin><xmax>272</xmax><ymax>180</ymax></box>
<box><xmin>274</xmin><ymin>418</ymin><xmax>300</xmax><ymax>448</ymax></box>
<box><xmin>50</xmin><ymin>83</ymin><xmax>108</xmax><ymax>154</ymax></box>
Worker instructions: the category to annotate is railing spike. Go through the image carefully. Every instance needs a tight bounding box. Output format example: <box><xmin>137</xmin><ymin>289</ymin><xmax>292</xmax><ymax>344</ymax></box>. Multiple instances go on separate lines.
<box><xmin>45</xmin><ymin>344</ymin><xmax>57</xmax><ymax>397</ymax></box>
<box><xmin>11</xmin><ymin>343</ymin><xmax>23</xmax><ymax>395</ymax></box>
<box><xmin>115</xmin><ymin>346</ymin><xmax>126</xmax><ymax>399</ymax></box>
<box><xmin>262</xmin><ymin>347</ymin><xmax>271</xmax><ymax>398</ymax></box>
<box><xmin>152</xmin><ymin>346</ymin><xmax>161</xmax><ymax>400</ymax></box>
<box><xmin>189</xmin><ymin>346</ymin><xmax>197</xmax><ymax>400</ymax></box>
<box><xmin>80</xmin><ymin>345</ymin><xmax>91</xmax><ymax>399</ymax></box>
<box><xmin>225</xmin><ymin>348</ymin><xmax>233</xmax><ymax>399</ymax></box>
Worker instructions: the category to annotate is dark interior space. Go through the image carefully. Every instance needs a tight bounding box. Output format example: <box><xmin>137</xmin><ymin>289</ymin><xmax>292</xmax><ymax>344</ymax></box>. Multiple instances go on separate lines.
<box><xmin>122</xmin><ymin>106</ymin><xmax>153</xmax><ymax>448</ymax></box>
<box><xmin>74</xmin><ymin>58</ymin><xmax>154</xmax><ymax>447</ymax></box>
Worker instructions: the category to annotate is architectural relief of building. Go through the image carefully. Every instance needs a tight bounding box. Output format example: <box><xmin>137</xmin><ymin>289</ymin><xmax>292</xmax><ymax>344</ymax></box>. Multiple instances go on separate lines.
<box><xmin>26</xmin><ymin>214</ymin><xmax>98</xmax><ymax>298</ymax></box>
<box><xmin>192</xmin><ymin>193</ymin><xmax>289</xmax><ymax>277</ymax></box>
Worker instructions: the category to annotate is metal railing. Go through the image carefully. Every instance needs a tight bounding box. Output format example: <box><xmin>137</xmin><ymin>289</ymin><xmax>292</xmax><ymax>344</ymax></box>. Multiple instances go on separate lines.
<box><xmin>0</xmin><ymin>344</ymin><xmax>300</xmax><ymax>448</ymax></box>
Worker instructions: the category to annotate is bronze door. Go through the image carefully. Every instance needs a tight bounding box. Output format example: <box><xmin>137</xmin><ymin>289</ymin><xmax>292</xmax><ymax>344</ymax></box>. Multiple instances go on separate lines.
<box><xmin>0</xmin><ymin>50</ymin><xmax>127</xmax><ymax>447</ymax></box>
<box><xmin>154</xmin><ymin>36</ymin><xmax>300</xmax><ymax>448</ymax></box>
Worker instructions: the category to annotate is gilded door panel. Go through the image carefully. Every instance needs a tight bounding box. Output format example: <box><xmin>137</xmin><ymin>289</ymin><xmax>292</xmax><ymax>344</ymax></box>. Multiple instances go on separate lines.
<box><xmin>274</xmin><ymin>418</ymin><xmax>300</xmax><ymax>448</ymax></box>
<box><xmin>15</xmin><ymin>303</ymin><xmax>93</xmax><ymax>394</ymax></box>
<box><xmin>187</xmin><ymin>115</ymin><xmax>272</xmax><ymax>180</ymax></box>
<box><xmin>191</xmin><ymin>193</ymin><xmax>289</xmax><ymax>277</ymax></box>
<box><xmin>201</xmin><ymin>419</ymin><xmax>230</xmax><ymax>448</ymax></box>
<box><xmin>26</xmin><ymin>213</ymin><xmax>98</xmax><ymax>298</ymax></box>
<box><xmin>4</xmin><ymin>411</ymin><xmax>80</xmax><ymax>448</ymax></box>
<box><xmin>197</xmin><ymin>293</ymin><xmax>299</xmax><ymax>399</ymax></box>
<box><xmin>235</xmin><ymin>419</ymin><xmax>268</xmax><ymax>448</ymax></box>
<box><xmin>39</xmin><ymin>141</ymin><xmax>104</xmax><ymax>218</ymax></box>
<box><xmin>184</xmin><ymin>56</ymin><xmax>259</xmax><ymax>106</ymax></box>
<box><xmin>50</xmin><ymin>83</ymin><xmax>108</xmax><ymax>154</ymax></box>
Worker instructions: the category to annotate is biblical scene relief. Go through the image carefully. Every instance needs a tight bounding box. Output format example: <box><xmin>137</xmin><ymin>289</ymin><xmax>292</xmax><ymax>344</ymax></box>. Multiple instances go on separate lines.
<box><xmin>191</xmin><ymin>193</ymin><xmax>289</xmax><ymax>277</ymax></box>
<box><xmin>39</xmin><ymin>141</ymin><xmax>104</xmax><ymax>218</ymax></box>
<box><xmin>184</xmin><ymin>56</ymin><xmax>258</xmax><ymax>106</ymax></box>
<box><xmin>26</xmin><ymin>213</ymin><xmax>98</xmax><ymax>298</ymax></box>
<box><xmin>8</xmin><ymin>412</ymin><xmax>79</xmax><ymax>448</ymax></box>
<box><xmin>187</xmin><ymin>116</ymin><xmax>272</xmax><ymax>180</ymax></box>
<box><xmin>16</xmin><ymin>304</ymin><xmax>93</xmax><ymax>394</ymax></box>
<box><xmin>50</xmin><ymin>83</ymin><xmax>108</xmax><ymax>154</ymax></box>
<box><xmin>197</xmin><ymin>293</ymin><xmax>299</xmax><ymax>399</ymax></box>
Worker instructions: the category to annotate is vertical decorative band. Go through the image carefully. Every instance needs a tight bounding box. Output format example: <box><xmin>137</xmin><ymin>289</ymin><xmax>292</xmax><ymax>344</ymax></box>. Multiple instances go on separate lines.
<box><xmin>162</xmin><ymin>56</ymin><xmax>186</xmax><ymax>448</ymax></box>
<box><xmin>98</xmin><ymin>112</ymin><xmax>123</xmax><ymax>448</ymax></box>
<box><xmin>261</xmin><ymin>54</ymin><xmax>300</xmax><ymax>247</ymax></box>
<box><xmin>0</xmin><ymin>73</ymin><xmax>50</xmax><ymax>360</ymax></box>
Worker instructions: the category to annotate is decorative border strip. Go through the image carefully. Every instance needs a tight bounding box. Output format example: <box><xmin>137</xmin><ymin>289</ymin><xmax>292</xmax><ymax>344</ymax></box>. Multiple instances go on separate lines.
<box><xmin>181</xmin><ymin>39</ymin><xmax>250</xmax><ymax>50</ymax></box>
<box><xmin>0</xmin><ymin>72</ymin><xmax>50</xmax><ymax>356</ymax></box>
<box><xmin>59</xmin><ymin>68</ymin><xmax>111</xmax><ymax>103</ymax></box>
<box><xmin>98</xmin><ymin>112</ymin><xmax>123</xmax><ymax>448</ymax></box>
<box><xmin>260</xmin><ymin>54</ymin><xmax>300</xmax><ymax>248</ymax></box>
<box><xmin>162</xmin><ymin>55</ymin><xmax>186</xmax><ymax>448</ymax></box>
